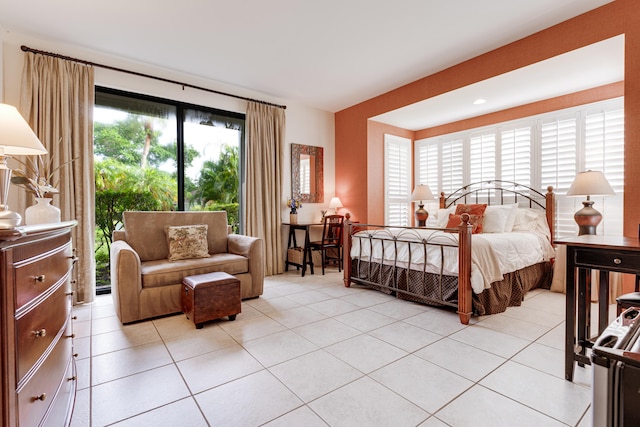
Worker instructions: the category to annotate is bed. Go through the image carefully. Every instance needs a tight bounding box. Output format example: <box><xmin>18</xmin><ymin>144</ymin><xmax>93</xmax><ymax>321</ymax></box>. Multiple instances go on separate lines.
<box><xmin>342</xmin><ymin>181</ymin><xmax>556</xmax><ymax>325</ymax></box>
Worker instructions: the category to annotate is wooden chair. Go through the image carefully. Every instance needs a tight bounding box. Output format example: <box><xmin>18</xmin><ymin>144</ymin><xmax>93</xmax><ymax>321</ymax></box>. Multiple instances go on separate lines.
<box><xmin>310</xmin><ymin>214</ymin><xmax>344</xmax><ymax>274</ymax></box>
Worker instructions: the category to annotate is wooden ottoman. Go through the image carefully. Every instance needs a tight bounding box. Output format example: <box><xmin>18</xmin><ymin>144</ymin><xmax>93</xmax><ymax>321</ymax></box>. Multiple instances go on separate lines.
<box><xmin>182</xmin><ymin>272</ymin><xmax>241</xmax><ymax>329</ymax></box>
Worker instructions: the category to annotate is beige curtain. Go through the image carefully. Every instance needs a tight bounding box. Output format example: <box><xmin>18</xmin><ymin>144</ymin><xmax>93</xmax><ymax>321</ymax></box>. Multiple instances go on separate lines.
<box><xmin>245</xmin><ymin>102</ymin><xmax>285</xmax><ymax>275</ymax></box>
<box><xmin>20</xmin><ymin>52</ymin><xmax>96</xmax><ymax>304</ymax></box>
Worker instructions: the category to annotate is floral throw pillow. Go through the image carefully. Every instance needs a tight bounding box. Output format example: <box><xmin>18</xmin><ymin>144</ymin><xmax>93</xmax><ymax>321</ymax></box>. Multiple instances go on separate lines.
<box><xmin>454</xmin><ymin>204</ymin><xmax>487</xmax><ymax>233</ymax></box>
<box><xmin>165</xmin><ymin>224</ymin><xmax>210</xmax><ymax>261</ymax></box>
<box><xmin>446</xmin><ymin>213</ymin><xmax>483</xmax><ymax>234</ymax></box>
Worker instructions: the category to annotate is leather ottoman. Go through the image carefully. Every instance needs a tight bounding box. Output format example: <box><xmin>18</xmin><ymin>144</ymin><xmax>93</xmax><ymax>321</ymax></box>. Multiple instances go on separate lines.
<box><xmin>182</xmin><ymin>272</ymin><xmax>241</xmax><ymax>329</ymax></box>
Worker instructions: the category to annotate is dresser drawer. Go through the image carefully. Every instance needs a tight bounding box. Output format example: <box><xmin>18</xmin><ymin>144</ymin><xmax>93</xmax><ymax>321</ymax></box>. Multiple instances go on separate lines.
<box><xmin>17</xmin><ymin>328</ymin><xmax>73</xmax><ymax>427</ymax></box>
<box><xmin>575</xmin><ymin>248</ymin><xmax>640</xmax><ymax>274</ymax></box>
<box><xmin>16</xmin><ymin>284</ymin><xmax>72</xmax><ymax>382</ymax></box>
<box><xmin>15</xmin><ymin>241</ymin><xmax>73</xmax><ymax>309</ymax></box>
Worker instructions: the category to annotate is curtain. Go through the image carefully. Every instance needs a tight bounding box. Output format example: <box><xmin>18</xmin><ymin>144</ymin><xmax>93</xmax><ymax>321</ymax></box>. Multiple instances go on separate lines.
<box><xmin>245</xmin><ymin>102</ymin><xmax>285</xmax><ymax>275</ymax></box>
<box><xmin>20</xmin><ymin>52</ymin><xmax>96</xmax><ymax>304</ymax></box>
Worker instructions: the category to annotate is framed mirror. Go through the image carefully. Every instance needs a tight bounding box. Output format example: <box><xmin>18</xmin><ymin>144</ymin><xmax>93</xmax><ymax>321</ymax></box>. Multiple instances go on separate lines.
<box><xmin>291</xmin><ymin>143</ymin><xmax>324</xmax><ymax>203</ymax></box>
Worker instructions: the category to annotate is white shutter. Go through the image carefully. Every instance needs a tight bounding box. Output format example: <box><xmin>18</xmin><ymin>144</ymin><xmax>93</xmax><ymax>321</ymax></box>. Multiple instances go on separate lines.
<box><xmin>441</xmin><ymin>139</ymin><xmax>464</xmax><ymax>195</ymax></box>
<box><xmin>501</xmin><ymin>127</ymin><xmax>531</xmax><ymax>187</ymax></box>
<box><xmin>584</xmin><ymin>107</ymin><xmax>624</xmax><ymax>235</ymax></box>
<box><xmin>384</xmin><ymin>134</ymin><xmax>412</xmax><ymax>226</ymax></box>
<box><xmin>469</xmin><ymin>133</ymin><xmax>496</xmax><ymax>183</ymax></box>
<box><xmin>416</xmin><ymin>140</ymin><xmax>439</xmax><ymax>192</ymax></box>
<box><xmin>540</xmin><ymin>115</ymin><xmax>578</xmax><ymax>237</ymax></box>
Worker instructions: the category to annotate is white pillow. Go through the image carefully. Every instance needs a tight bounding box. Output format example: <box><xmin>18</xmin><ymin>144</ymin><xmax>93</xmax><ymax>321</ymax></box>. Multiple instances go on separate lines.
<box><xmin>436</xmin><ymin>205</ymin><xmax>456</xmax><ymax>228</ymax></box>
<box><xmin>504</xmin><ymin>203</ymin><xmax>519</xmax><ymax>232</ymax></box>
<box><xmin>483</xmin><ymin>204</ymin><xmax>517</xmax><ymax>233</ymax></box>
<box><xmin>512</xmin><ymin>208</ymin><xmax>551</xmax><ymax>238</ymax></box>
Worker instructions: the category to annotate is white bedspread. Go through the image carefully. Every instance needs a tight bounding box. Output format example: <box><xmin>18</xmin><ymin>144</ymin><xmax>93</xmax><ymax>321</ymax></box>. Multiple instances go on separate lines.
<box><xmin>349</xmin><ymin>228</ymin><xmax>555</xmax><ymax>294</ymax></box>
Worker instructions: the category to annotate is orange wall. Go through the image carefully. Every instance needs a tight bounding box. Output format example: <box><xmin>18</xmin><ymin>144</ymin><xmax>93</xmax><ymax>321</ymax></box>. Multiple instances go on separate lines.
<box><xmin>336</xmin><ymin>0</ymin><xmax>640</xmax><ymax>237</ymax></box>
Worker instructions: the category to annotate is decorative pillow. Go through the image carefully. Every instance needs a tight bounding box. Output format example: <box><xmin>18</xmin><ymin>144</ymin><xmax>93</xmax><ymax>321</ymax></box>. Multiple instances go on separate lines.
<box><xmin>165</xmin><ymin>224</ymin><xmax>211</xmax><ymax>261</ymax></box>
<box><xmin>512</xmin><ymin>208</ymin><xmax>551</xmax><ymax>238</ymax></box>
<box><xmin>436</xmin><ymin>205</ymin><xmax>457</xmax><ymax>228</ymax></box>
<box><xmin>483</xmin><ymin>203</ymin><xmax>518</xmax><ymax>233</ymax></box>
<box><xmin>445</xmin><ymin>213</ymin><xmax>483</xmax><ymax>234</ymax></box>
<box><xmin>454</xmin><ymin>204</ymin><xmax>487</xmax><ymax>233</ymax></box>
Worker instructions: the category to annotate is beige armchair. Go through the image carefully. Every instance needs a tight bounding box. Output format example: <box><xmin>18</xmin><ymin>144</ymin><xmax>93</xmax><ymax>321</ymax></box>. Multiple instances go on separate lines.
<box><xmin>110</xmin><ymin>211</ymin><xmax>264</xmax><ymax>324</ymax></box>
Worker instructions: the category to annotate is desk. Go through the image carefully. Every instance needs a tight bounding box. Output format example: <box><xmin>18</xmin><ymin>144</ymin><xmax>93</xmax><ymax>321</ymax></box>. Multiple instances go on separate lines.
<box><xmin>284</xmin><ymin>222</ymin><xmax>317</xmax><ymax>276</ymax></box>
<box><xmin>555</xmin><ymin>235</ymin><xmax>640</xmax><ymax>381</ymax></box>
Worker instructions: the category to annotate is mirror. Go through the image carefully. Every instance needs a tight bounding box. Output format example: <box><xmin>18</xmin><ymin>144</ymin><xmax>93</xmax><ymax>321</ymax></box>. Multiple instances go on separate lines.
<box><xmin>291</xmin><ymin>143</ymin><xmax>323</xmax><ymax>203</ymax></box>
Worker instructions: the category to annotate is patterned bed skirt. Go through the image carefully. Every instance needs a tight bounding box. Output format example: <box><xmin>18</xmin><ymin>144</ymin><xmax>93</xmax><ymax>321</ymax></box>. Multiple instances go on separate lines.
<box><xmin>349</xmin><ymin>259</ymin><xmax>553</xmax><ymax>315</ymax></box>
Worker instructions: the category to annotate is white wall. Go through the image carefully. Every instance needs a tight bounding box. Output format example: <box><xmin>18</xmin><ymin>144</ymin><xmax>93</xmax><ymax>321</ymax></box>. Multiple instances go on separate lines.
<box><xmin>0</xmin><ymin>29</ymin><xmax>335</xmax><ymax>226</ymax></box>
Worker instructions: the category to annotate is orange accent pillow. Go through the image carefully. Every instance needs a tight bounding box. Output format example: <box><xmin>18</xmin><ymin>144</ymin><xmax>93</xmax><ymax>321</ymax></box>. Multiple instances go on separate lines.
<box><xmin>454</xmin><ymin>204</ymin><xmax>487</xmax><ymax>233</ymax></box>
<box><xmin>446</xmin><ymin>213</ymin><xmax>484</xmax><ymax>234</ymax></box>
<box><xmin>455</xmin><ymin>203</ymin><xmax>488</xmax><ymax>216</ymax></box>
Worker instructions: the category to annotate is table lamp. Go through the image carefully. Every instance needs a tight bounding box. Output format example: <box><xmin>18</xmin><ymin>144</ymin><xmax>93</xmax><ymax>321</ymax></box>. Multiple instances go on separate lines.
<box><xmin>0</xmin><ymin>104</ymin><xmax>48</xmax><ymax>229</ymax></box>
<box><xmin>411</xmin><ymin>184</ymin><xmax>435</xmax><ymax>227</ymax></box>
<box><xmin>566</xmin><ymin>170</ymin><xmax>615</xmax><ymax>235</ymax></box>
<box><xmin>329</xmin><ymin>197</ymin><xmax>343</xmax><ymax>214</ymax></box>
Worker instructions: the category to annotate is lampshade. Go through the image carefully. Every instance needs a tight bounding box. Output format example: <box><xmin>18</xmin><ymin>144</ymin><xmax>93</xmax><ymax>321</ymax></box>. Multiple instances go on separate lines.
<box><xmin>0</xmin><ymin>104</ymin><xmax>47</xmax><ymax>155</ymax></box>
<box><xmin>411</xmin><ymin>184</ymin><xmax>435</xmax><ymax>202</ymax></box>
<box><xmin>329</xmin><ymin>196</ymin><xmax>343</xmax><ymax>214</ymax></box>
<box><xmin>566</xmin><ymin>170</ymin><xmax>615</xmax><ymax>197</ymax></box>
<box><xmin>566</xmin><ymin>170</ymin><xmax>614</xmax><ymax>236</ymax></box>
<box><xmin>0</xmin><ymin>103</ymin><xmax>47</xmax><ymax>229</ymax></box>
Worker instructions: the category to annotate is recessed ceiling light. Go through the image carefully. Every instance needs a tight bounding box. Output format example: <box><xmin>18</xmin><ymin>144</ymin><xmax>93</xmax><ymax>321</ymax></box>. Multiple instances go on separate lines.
<box><xmin>473</xmin><ymin>98</ymin><xmax>486</xmax><ymax>105</ymax></box>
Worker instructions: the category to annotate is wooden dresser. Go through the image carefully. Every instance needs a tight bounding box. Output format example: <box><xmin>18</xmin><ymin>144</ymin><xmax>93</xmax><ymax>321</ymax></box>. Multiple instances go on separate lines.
<box><xmin>0</xmin><ymin>221</ymin><xmax>78</xmax><ymax>427</ymax></box>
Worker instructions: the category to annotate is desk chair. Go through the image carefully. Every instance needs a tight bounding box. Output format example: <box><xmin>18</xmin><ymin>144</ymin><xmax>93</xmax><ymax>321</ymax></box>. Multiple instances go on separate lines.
<box><xmin>310</xmin><ymin>215</ymin><xmax>344</xmax><ymax>274</ymax></box>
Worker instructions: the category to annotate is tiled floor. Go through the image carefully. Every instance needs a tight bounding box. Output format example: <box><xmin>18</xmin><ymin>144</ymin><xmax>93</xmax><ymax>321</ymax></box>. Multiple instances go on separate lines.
<box><xmin>70</xmin><ymin>270</ymin><xmax>602</xmax><ymax>427</ymax></box>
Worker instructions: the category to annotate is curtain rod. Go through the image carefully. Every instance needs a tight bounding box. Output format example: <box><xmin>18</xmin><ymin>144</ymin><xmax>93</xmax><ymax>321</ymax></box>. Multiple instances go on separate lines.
<box><xmin>20</xmin><ymin>45</ymin><xmax>286</xmax><ymax>110</ymax></box>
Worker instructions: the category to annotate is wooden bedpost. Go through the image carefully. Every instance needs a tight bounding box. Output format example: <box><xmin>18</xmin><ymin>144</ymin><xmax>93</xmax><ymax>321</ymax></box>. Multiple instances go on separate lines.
<box><xmin>457</xmin><ymin>213</ymin><xmax>473</xmax><ymax>325</ymax></box>
<box><xmin>439</xmin><ymin>192</ymin><xmax>446</xmax><ymax>209</ymax></box>
<box><xmin>343</xmin><ymin>212</ymin><xmax>352</xmax><ymax>287</ymax></box>
<box><xmin>546</xmin><ymin>186</ymin><xmax>555</xmax><ymax>244</ymax></box>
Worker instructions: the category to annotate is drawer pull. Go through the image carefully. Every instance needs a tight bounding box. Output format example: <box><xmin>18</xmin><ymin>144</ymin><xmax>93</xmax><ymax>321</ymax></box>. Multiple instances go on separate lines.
<box><xmin>66</xmin><ymin>290</ymin><xmax>75</xmax><ymax>296</ymax></box>
<box><xmin>73</xmin><ymin>353</ymin><xmax>79</xmax><ymax>358</ymax></box>
<box><xmin>32</xmin><ymin>329</ymin><xmax>47</xmax><ymax>338</ymax></box>
<box><xmin>34</xmin><ymin>274</ymin><xmax>46</xmax><ymax>282</ymax></box>
<box><xmin>66</xmin><ymin>333</ymin><xmax>76</xmax><ymax>339</ymax></box>
<box><xmin>67</xmin><ymin>375</ymin><xmax>77</xmax><ymax>381</ymax></box>
<box><xmin>614</xmin><ymin>258</ymin><xmax>622</xmax><ymax>265</ymax></box>
<box><xmin>72</xmin><ymin>315</ymin><xmax>78</xmax><ymax>320</ymax></box>
<box><xmin>70</xmin><ymin>255</ymin><xmax>79</xmax><ymax>264</ymax></box>
<box><xmin>33</xmin><ymin>393</ymin><xmax>47</xmax><ymax>402</ymax></box>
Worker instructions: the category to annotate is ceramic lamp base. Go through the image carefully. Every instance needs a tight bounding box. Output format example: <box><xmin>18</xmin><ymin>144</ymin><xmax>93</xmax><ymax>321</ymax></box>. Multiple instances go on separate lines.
<box><xmin>415</xmin><ymin>204</ymin><xmax>429</xmax><ymax>227</ymax></box>
<box><xmin>574</xmin><ymin>200</ymin><xmax>601</xmax><ymax>235</ymax></box>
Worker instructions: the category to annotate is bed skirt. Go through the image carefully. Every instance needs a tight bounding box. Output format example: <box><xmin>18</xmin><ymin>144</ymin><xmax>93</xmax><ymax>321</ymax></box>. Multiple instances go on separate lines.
<box><xmin>350</xmin><ymin>259</ymin><xmax>553</xmax><ymax>315</ymax></box>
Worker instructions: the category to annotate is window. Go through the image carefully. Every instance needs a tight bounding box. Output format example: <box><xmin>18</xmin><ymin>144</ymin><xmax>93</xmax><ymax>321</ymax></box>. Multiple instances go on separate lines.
<box><xmin>93</xmin><ymin>87</ymin><xmax>245</xmax><ymax>293</ymax></box>
<box><xmin>416</xmin><ymin>98</ymin><xmax>624</xmax><ymax>237</ymax></box>
<box><xmin>384</xmin><ymin>134</ymin><xmax>412</xmax><ymax>226</ymax></box>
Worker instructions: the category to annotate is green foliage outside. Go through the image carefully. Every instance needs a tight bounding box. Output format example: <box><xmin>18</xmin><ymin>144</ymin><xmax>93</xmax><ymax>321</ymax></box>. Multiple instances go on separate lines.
<box><xmin>94</xmin><ymin>114</ymin><xmax>241</xmax><ymax>290</ymax></box>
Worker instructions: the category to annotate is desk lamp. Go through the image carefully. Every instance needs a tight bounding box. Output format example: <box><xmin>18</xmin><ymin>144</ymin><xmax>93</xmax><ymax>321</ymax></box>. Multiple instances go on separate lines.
<box><xmin>566</xmin><ymin>170</ymin><xmax>615</xmax><ymax>235</ymax></box>
<box><xmin>411</xmin><ymin>184</ymin><xmax>435</xmax><ymax>227</ymax></box>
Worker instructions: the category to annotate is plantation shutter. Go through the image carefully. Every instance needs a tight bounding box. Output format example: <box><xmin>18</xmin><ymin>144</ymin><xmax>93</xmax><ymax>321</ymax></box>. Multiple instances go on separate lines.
<box><xmin>469</xmin><ymin>133</ymin><xmax>496</xmax><ymax>183</ymax></box>
<box><xmin>584</xmin><ymin>107</ymin><xmax>624</xmax><ymax>234</ymax></box>
<box><xmin>441</xmin><ymin>139</ymin><xmax>464</xmax><ymax>195</ymax></box>
<box><xmin>384</xmin><ymin>134</ymin><xmax>412</xmax><ymax>226</ymax></box>
<box><xmin>501</xmin><ymin>126</ymin><xmax>531</xmax><ymax>187</ymax></box>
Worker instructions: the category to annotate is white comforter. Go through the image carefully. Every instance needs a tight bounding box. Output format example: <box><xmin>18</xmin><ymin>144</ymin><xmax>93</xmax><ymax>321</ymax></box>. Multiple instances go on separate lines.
<box><xmin>349</xmin><ymin>228</ymin><xmax>555</xmax><ymax>294</ymax></box>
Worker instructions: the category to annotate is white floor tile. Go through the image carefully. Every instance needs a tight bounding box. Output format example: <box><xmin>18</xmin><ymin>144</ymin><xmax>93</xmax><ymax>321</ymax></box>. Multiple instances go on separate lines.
<box><xmin>436</xmin><ymin>385</ymin><xmax>567</xmax><ymax>427</ymax></box>
<box><xmin>369</xmin><ymin>321</ymin><xmax>442</xmax><ymax>352</ymax></box>
<box><xmin>269</xmin><ymin>349</ymin><xmax>362</xmax><ymax>402</ymax></box>
<box><xmin>268</xmin><ymin>305</ymin><xmax>328</xmax><ymax>328</ymax></box>
<box><xmin>370</xmin><ymin>355</ymin><xmax>473</xmax><ymax>414</ymax></box>
<box><xmin>334</xmin><ymin>308</ymin><xmax>396</xmax><ymax>332</ymax></box>
<box><xmin>91</xmin><ymin>365</ymin><xmax>190</xmax><ymax>426</ymax></box>
<box><xmin>110</xmin><ymin>397</ymin><xmax>208</xmax><ymax>427</ymax></box>
<box><xmin>404</xmin><ymin>308</ymin><xmax>468</xmax><ymax>336</ymax></box>
<box><xmin>262</xmin><ymin>406</ymin><xmax>330</xmax><ymax>427</ymax></box>
<box><xmin>480</xmin><ymin>361</ymin><xmax>592</xmax><ymax>426</ymax></box>
<box><xmin>449</xmin><ymin>324</ymin><xmax>531</xmax><ymax>358</ymax></box>
<box><xmin>292</xmin><ymin>317</ymin><xmax>361</xmax><ymax>347</ymax></box>
<box><xmin>309</xmin><ymin>376</ymin><xmax>428</xmax><ymax>426</ymax></box>
<box><xmin>415</xmin><ymin>337</ymin><xmax>506</xmax><ymax>382</ymax></box>
<box><xmin>195</xmin><ymin>370</ymin><xmax>303</xmax><ymax>426</ymax></box>
<box><xmin>242</xmin><ymin>329</ymin><xmax>318</xmax><ymax>367</ymax></box>
<box><xmin>177</xmin><ymin>344</ymin><xmax>264</xmax><ymax>393</ymax></box>
<box><xmin>91</xmin><ymin>341</ymin><xmax>173</xmax><ymax>385</ymax></box>
<box><xmin>325</xmin><ymin>334</ymin><xmax>407</xmax><ymax>373</ymax></box>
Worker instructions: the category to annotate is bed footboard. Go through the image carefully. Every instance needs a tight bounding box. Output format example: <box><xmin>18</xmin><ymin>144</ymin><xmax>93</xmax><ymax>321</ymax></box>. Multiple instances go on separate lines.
<box><xmin>342</xmin><ymin>213</ymin><xmax>473</xmax><ymax>324</ymax></box>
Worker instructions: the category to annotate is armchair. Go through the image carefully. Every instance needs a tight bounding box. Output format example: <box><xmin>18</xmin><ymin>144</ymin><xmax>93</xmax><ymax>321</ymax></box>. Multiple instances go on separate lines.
<box><xmin>110</xmin><ymin>211</ymin><xmax>264</xmax><ymax>323</ymax></box>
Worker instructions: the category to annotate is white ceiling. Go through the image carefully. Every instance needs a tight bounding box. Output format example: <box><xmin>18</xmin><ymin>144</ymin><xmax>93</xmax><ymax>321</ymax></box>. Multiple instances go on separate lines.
<box><xmin>0</xmin><ymin>0</ymin><xmax>616</xmax><ymax>125</ymax></box>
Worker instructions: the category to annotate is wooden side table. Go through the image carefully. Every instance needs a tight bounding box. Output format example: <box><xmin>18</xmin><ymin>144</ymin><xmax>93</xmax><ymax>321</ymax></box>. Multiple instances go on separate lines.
<box><xmin>284</xmin><ymin>222</ymin><xmax>316</xmax><ymax>276</ymax></box>
<box><xmin>555</xmin><ymin>234</ymin><xmax>640</xmax><ymax>381</ymax></box>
